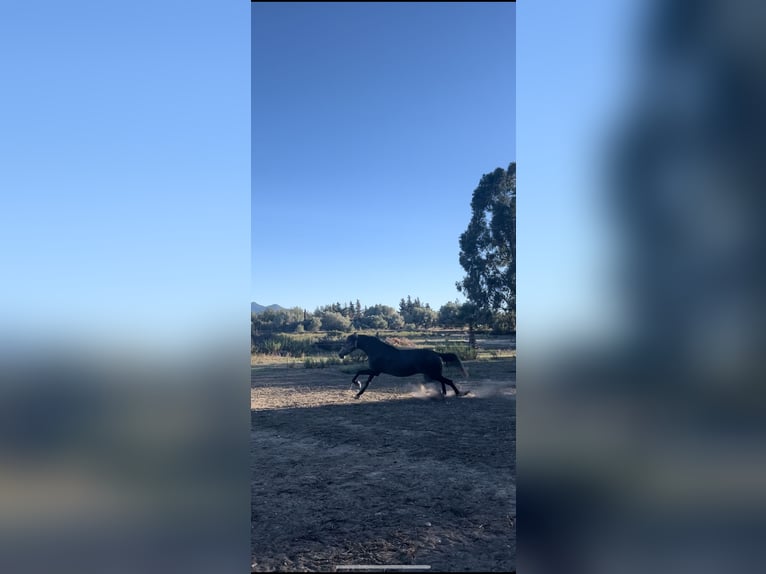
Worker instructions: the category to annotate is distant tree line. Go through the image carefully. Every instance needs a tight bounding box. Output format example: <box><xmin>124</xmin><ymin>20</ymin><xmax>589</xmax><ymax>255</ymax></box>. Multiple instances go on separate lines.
<box><xmin>253</xmin><ymin>160</ymin><xmax>515</xmax><ymax>343</ymax></box>
<box><xmin>250</xmin><ymin>295</ymin><xmax>508</xmax><ymax>337</ymax></box>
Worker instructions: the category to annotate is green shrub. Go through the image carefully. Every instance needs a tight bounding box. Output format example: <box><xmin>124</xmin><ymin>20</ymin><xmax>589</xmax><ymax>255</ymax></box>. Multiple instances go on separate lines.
<box><xmin>252</xmin><ymin>334</ymin><xmax>316</xmax><ymax>356</ymax></box>
<box><xmin>320</xmin><ymin>311</ymin><xmax>351</xmax><ymax>332</ymax></box>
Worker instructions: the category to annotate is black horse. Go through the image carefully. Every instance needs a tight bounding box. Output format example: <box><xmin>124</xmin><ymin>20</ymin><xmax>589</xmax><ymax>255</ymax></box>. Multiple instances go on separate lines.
<box><xmin>338</xmin><ymin>333</ymin><xmax>469</xmax><ymax>399</ymax></box>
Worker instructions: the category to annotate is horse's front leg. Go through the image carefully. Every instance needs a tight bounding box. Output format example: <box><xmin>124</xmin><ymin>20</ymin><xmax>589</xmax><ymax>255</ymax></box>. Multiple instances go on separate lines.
<box><xmin>355</xmin><ymin>373</ymin><xmax>377</xmax><ymax>399</ymax></box>
<box><xmin>352</xmin><ymin>369</ymin><xmax>376</xmax><ymax>392</ymax></box>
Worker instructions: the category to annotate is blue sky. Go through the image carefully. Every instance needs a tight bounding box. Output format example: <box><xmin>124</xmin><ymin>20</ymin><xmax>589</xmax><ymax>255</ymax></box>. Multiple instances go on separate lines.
<box><xmin>1</xmin><ymin>2</ymin><xmax>250</xmax><ymax>345</ymax></box>
<box><xmin>517</xmin><ymin>0</ymin><xmax>637</xmax><ymax>345</ymax></box>
<box><xmin>0</xmin><ymin>0</ymin><xmax>639</xmax><ymax>346</ymax></box>
<box><xmin>251</xmin><ymin>2</ymin><xmax>515</xmax><ymax>312</ymax></box>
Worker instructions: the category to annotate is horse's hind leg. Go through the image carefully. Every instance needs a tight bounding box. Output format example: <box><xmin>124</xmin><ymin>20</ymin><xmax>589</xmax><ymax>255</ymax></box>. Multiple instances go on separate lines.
<box><xmin>422</xmin><ymin>375</ymin><xmax>446</xmax><ymax>399</ymax></box>
<box><xmin>436</xmin><ymin>374</ymin><xmax>467</xmax><ymax>397</ymax></box>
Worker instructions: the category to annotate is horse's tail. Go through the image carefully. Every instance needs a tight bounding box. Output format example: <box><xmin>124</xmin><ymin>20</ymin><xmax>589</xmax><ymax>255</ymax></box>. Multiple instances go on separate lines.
<box><xmin>438</xmin><ymin>352</ymin><xmax>468</xmax><ymax>377</ymax></box>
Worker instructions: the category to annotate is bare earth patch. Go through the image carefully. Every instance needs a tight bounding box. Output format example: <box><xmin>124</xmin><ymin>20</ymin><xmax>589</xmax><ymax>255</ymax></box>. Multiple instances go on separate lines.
<box><xmin>251</xmin><ymin>359</ymin><xmax>515</xmax><ymax>572</ymax></box>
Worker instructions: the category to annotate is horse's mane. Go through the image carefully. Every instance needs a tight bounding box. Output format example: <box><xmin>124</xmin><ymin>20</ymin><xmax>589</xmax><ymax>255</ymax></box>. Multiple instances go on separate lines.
<box><xmin>357</xmin><ymin>334</ymin><xmax>397</xmax><ymax>352</ymax></box>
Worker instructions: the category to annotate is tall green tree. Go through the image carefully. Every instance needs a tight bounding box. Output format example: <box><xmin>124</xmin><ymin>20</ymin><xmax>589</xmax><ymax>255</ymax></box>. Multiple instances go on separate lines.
<box><xmin>457</xmin><ymin>162</ymin><xmax>516</xmax><ymax>327</ymax></box>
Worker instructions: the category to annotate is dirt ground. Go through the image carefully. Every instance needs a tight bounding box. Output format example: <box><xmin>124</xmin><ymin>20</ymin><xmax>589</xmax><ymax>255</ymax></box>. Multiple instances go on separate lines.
<box><xmin>251</xmin><ymin>358</ymin><xmax>516</xmax><ymax>572</ymax></box>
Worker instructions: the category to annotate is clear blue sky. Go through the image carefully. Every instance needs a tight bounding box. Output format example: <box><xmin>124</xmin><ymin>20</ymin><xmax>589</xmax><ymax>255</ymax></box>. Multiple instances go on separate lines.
<box><xmin>1</xmin><ymin>2</ymin><xmax>250</xmax><ymax>345</ymax></box>
<box><xmin>517</xmin><ymin>0</ymin><xmax>636</xmax><ymax>345</ymax></box>
<box><xmin>251</xmin><ymin>2</ymin><xmax>515</xmax><ymax>312</ymax></box>
<box><xmin>0</xmin><ymin>0</ymin><xmax>637</xmax><ymax>345</ymax></box>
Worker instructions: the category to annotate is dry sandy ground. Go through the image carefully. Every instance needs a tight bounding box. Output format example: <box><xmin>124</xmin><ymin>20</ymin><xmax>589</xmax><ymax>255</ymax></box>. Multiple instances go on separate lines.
<box><xmin>251</xmin><ymin>359</ymin><xmax>515</xmax><ymax>572</ymax></box>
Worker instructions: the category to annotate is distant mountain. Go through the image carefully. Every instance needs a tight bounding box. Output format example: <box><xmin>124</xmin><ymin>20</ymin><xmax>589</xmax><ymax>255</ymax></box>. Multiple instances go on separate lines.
<box><xmin>251</xmin><ymin>302</ymin><xmax>287</xmax><ymax>314</ymax></box>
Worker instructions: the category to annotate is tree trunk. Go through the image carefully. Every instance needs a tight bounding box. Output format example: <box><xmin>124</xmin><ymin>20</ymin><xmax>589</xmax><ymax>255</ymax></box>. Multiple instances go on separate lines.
<box><xmin>468</xmin><ymin>321</ymin><xmax>477</xmax><ymax>350</ymax></box>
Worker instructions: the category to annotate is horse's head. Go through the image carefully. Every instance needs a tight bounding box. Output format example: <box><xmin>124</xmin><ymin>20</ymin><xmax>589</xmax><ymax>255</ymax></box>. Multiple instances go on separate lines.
<box><xmin>338</xmin><ymin>333</ymin><xmax>358</xmax><ymax>358</ymax></box>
